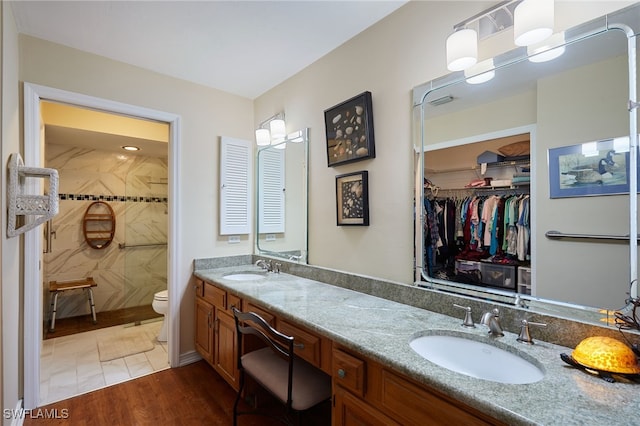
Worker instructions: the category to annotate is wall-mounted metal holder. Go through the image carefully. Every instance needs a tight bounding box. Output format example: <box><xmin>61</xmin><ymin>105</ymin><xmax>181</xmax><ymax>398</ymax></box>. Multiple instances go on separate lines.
<box><xmin>7</xmin><ymin>153</ymin><xmax>59</xmax><ymax>238</ymax></box>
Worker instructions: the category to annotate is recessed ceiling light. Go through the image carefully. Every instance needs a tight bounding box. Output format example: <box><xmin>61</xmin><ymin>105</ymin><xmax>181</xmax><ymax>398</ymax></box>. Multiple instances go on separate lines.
<box><xmin>122</xmin><ymin>146</ymin><xmax>140</xmax><ymax>151</ymax></box>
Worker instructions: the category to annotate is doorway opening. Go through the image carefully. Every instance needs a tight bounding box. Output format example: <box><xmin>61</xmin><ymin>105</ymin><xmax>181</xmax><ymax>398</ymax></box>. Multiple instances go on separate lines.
<box><xmin>23</xmin><ymin>83</ymin><xmax>182</xmax><ymax>409</ymax></box>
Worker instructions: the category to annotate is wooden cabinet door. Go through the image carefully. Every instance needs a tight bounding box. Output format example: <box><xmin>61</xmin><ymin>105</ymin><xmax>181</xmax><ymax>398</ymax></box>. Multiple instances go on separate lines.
<box><xmin>214</xmin><ymin>308</ymin><xmax>238</xmax><ymax>390</ymax></box>
<box><xmin>334</xmin><ymin>387</ymin><xmax>400</xmax><ymax>426</ymax></box>
<box><xmin>195</xmin><ymin>297</ymin><xmax>214</xmax><ymax>364</ymax></box>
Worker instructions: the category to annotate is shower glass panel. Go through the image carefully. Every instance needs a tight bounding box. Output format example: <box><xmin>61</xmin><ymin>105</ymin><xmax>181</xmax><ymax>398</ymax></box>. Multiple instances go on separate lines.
<box><xmin>122</xmin><ymin>157</ymin><xmax>168</xmax><ymax>312</ymax></box>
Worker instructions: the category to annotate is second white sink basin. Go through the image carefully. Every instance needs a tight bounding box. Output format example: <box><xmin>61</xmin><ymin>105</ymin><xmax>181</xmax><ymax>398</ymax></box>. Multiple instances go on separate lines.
<box><xmin>223</xmin><ymin>273</ymin><xmax>266</xmax><ymax>281</ymax></box>
<box><xmin>410</xmin><ymin>333</ymin><xmax>544</xmax><ymax>384</ymax></box>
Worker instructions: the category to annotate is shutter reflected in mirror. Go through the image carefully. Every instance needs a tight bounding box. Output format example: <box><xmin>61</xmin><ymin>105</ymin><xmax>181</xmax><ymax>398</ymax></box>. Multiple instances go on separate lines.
<box><xmin>259</xmin><ymin>148</ymin><xmax>285</xmax><ymax>234</ymax></box>
<box><xmin>220</xmin><ymin>137</ymin><xmax>252</xmax><ymax>235</ymax></box>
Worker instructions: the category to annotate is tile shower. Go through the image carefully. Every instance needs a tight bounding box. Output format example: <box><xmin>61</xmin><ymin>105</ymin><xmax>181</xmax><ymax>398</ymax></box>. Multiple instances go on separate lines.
<box><xmin>43</xmin><ymin>143</ymin><xmax>168</xmax><ymax>321</ymax></box>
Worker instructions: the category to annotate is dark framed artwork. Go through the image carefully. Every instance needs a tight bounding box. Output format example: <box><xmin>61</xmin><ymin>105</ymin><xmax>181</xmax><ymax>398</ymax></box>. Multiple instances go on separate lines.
<box><xmin>548</xmin><ymin>139</ymin><xmax>629</xmax><ymax>198</ymax></box>
<box><xmin>324</xmin><ymin>91</ymin><xmax>375</xmax><ymax>167</ymax></box>
<box><xmin>336</xmin><ymin>171</ymin><xmax>369</xmax><ymax>226</ymax></box>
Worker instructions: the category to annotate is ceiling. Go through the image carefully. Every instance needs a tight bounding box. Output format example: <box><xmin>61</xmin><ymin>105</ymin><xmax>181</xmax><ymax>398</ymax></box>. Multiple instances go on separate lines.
<box><xmin>10</xmin><ymin>0</ymin><xmax>408</xmax><ymax>100</ymax></box>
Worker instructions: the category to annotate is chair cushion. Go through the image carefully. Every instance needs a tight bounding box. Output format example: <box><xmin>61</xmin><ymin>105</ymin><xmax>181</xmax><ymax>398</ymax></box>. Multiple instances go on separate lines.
<box><xmin>241</xmin><ymin>347</ymin><xmax>331</xmax><ymax>411</ymax></box>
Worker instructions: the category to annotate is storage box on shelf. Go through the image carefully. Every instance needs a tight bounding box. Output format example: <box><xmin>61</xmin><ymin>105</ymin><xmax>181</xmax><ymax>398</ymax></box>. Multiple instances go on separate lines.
<box><xmin>518</xmin><ymin>266</ymin><xmax>532</xmax><ymax>295</ymax></box>
<box><xmin>479</xmin><ymin>262</ymin><xmax>517</xmax><ymax>290</ymax></box>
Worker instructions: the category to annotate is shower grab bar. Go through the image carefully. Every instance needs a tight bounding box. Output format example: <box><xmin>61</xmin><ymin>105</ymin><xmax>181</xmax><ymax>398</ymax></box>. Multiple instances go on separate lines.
<box><xmin>118</xmin><ymin>242</ymin><xmax>167</xmax><ymax>249</ymax></box>
<box><xmin>545</xmin><ymin>230</ymin><xmax>640</xmax><ymax>242</ymax></box>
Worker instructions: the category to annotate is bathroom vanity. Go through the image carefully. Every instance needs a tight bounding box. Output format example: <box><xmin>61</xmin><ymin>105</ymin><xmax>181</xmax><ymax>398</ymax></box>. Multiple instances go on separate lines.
<box><xmin>194</xmin><ymin>270</ymin><xmax>502</xmax><ymax>425</ymax></box>
<box><xmin>193</xmin><ymin>259</ymin><xmax>640</xmax><ymax>425</ymax></box>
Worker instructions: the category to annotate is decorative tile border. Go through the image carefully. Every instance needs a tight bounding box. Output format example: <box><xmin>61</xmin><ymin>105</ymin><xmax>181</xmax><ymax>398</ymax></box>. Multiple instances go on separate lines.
<box><xmin>58</xmin><ymin>193</ymin><xmax>168</xmax><ymax>203</ymax></box>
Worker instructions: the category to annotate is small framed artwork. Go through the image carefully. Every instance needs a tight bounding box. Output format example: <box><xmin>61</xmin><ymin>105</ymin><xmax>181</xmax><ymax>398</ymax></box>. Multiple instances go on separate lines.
<box><xmin>336</xmin><ymin>171</ymin><xmax>369</xmax><ymax>226</ymax></box>
<box><xmin>548</xmin><ymin>139</ymin><xmax>629</xmax><ymax>198</ymax></box>
<box><xmin>324</xmin><ymin>91</ymin><xmax>375</xmax><ymax>167</ymax></box>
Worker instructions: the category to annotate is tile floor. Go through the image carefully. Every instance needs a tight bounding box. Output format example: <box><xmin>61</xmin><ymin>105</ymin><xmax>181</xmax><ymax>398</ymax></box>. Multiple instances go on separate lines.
<box><xmin>40</xmin><ymin>319</ymin><xmax>169</xmax><ymax>405</ymax></box>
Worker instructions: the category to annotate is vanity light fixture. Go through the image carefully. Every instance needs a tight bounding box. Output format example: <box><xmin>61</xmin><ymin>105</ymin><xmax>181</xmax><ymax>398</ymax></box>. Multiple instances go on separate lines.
<box><xmin>613</xmin><ymin>136</ymin><xmax>630</xmax><ymax>153</ymax></box>
<box><xmin>581</xmin><ymin>141</ymin><xmax>599</xmax><ymax>158</ymax></box>
<box><xmin>528</xmin><ymin>32</ymin><xmax>565</xmax><ymax>63</ymax></box>
<box><xmin>514</xmin><ymin>0</ymin><xmax>554</xmax><ymax>47</ymax></box>
<box><xmin>446</xmin><ymin>28</ymin><xmax>478</xmax><ymax>72</ymax></box>
<box><xmin>464</xmin><ymin>59</ymin><xmax>495</xmax><ymax>85</ymax></box>
<box><xmin>122</xmin><ymin>146</ymin><xmax>140</xmax><ymax>151</ymax></box>
<box><xmin>255</xmin><ymin>112</ymin><xmax>287</xmax><ymax>148</ymax></box>
<box><xmin>445</xmin><ymin>0</ymin><xmax>555</xmax><ymax>72</ymax></box>
<box><xmin>255</xmin><ymin>128</ymin><xmax>271</xmax><ymax>146</ymax></box>
<box><xmin>287</xmin><ymin>130</ymin><xmax>305</xmax><ymax>143</ymax></box>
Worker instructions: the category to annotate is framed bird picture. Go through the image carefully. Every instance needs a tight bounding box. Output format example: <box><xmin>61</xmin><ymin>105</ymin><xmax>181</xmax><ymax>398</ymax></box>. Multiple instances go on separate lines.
<box><xmin>548</xmin><ymin>138</ymin><xmax>630</xmax><ymax>198</ymax></box>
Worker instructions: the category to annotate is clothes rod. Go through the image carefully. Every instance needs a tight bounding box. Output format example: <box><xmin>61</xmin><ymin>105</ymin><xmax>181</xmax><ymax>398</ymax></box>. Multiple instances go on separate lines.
<box><xmin>545</xmin><ymin>230</ymin><xmax>640</xmax><ymax>242</ymax></box>
<box><xmin>118</xmin><ymin>242</ymin><xmax>167</xmax><ymax>249</ymax></box>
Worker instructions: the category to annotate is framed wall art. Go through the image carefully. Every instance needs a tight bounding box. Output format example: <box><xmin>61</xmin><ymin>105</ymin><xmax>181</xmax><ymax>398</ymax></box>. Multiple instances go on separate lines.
<box><xmin>324</xmin><ymin>91</ymin><xmax>375</xmax><ymax>167</ymax></box>
<box><xmin>548</xmin><ymin>139</ymin><xmax>629</xmax><ymax>198</ymax></box>
<box><xmin>336</xmin><ymin>171</ymin><xmax>369</xmax><ymax>226</ymax></box>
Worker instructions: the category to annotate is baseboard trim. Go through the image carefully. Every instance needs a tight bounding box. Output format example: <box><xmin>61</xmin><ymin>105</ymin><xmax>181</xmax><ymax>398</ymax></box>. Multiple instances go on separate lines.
<box><xmin>179</xmin><ymin>350</ymin><xmax>202</xmax><ymax>366</ymax></box>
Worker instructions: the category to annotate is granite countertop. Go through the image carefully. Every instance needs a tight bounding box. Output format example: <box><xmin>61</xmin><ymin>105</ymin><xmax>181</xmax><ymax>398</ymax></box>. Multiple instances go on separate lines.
<box><xmin>194</xmin><ymin>264</ymin><xmax>639</xmax><ymax>426</ymax></box>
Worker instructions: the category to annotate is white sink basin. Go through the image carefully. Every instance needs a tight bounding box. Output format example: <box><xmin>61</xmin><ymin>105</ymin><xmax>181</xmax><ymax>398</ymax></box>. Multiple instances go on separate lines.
<box><xmin>410</xmin><ymin>334</ymin><xmax>544</xmax><ymax>384</ymax></box>
<box><xmin>223</xmin><ymin>273</ymin><xmax>266</xmax><ymax>281</ymax></box>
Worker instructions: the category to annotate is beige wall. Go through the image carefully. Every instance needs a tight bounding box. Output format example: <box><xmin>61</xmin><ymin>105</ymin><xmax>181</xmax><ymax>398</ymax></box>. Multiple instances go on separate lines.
<box><xmin>2</xmin><ymin>1</ymin><xmax>20</xmax><ymax>421</ymax></box>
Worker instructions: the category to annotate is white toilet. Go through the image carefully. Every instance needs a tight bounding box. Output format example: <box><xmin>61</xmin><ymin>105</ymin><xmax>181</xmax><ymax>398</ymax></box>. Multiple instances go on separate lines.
<box><xmin>152</xmin><ymin>290</ymin><xmax>168</xmax><ymax>342</ymax></box>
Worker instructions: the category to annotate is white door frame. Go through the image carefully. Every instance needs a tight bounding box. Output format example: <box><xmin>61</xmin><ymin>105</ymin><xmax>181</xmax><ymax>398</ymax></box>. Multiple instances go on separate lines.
<box><xmin>23</xmin><ymin>83</ymin><xmax>182</xmax><ymax>409</ymax></box>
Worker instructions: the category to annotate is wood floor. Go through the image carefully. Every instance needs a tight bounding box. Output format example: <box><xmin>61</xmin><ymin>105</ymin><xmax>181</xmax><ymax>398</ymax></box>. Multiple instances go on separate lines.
<box><xmin>44</xmin><ymin>305</ymin><xmax>162</xmax><ymax>339</ymax></box>
<box><xmin>24</xmin><ymin>360</ymin><xmax>331</xmax><ymax>425</ymax></box>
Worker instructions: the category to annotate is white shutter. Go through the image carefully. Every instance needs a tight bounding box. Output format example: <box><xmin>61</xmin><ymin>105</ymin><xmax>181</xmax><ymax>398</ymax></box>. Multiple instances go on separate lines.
<box><xmin>258</xmin><ymin>148</ymin><xmax>285</xmax><ymax>233</ymax></box>
<box><xmin>220</xmin><ymin>137</ymin><xmax>252</xmax><ymax>235</ymax></box>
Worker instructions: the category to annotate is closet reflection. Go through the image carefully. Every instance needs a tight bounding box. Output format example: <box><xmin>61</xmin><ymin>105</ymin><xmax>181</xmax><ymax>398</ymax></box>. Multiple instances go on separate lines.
<box><xmin>424</xmin><ymin>135</ymin><xmax>531</xmax><ymax>295</ymax></box>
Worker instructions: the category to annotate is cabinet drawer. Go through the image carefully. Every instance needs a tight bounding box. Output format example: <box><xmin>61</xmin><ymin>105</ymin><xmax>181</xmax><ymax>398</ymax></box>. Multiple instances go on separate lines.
<box><xmin>380</xmin><ymin>369</ymin><xmax>496</xmax><ymax>425</ymax></box>
<box><xmin>203</xmin><ymin>282</ymin><xmax>226</xmax><ymax>308</ymax></box>
<box><xmin>278</xmin><ymin>320</ymin><xmax>321</xmax><ymax>367</ymax></box>
<box><xmin>227</xmin><ymin>293</ymin><xmax>242</xmax><ymax>312</ymax></box>
<box><xmin>333</xmin><ymin>349</ymin><xmax>365</xmax><ymax>398</ymax></box>
<box><xmin>194</xmin><ymin>279</ymin><xmax>204</xmax><ymax>298</ymax></box>
<box><xmin>244</xmin><ymin>302</ymin><xmax>275</xmax><ymax>325</ymax></box>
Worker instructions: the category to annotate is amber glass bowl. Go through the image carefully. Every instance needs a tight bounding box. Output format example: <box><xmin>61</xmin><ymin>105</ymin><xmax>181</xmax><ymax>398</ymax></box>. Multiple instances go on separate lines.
<box><xmin>572</xmin><ymin>336</ymin><xmax>640</xmax><ymax>374</ymax></box>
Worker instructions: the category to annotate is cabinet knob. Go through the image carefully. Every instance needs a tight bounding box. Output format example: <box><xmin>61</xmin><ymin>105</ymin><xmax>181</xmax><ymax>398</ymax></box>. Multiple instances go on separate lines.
<box><xmin>294</xmin><ymin>342</ymin><xmax>305</xmax><ymax>350</ymax></box>
<box><xmin>337</xmin><ymin>368</ymin><xmax>346</xmax><ymax>379</ymax></box>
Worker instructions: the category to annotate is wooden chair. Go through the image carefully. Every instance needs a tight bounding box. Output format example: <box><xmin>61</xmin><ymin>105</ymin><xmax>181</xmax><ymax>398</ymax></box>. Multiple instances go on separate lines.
<box><xmin>231</xmin><ymin>307</ymin><xmax>331</xmax><ymax>426</ymax></box>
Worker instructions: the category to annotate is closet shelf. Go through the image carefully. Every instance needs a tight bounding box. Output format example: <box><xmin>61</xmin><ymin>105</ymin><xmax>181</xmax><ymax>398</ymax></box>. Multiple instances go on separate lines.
<box><xmin>435</xmin><ymin>183</ymin><xmax>530</xmax><ymax>193</ymax></box>
<box><xmin>426</xmin><ymin>158</ymin><xmax>530</xmax><ymax>174</ymax></box>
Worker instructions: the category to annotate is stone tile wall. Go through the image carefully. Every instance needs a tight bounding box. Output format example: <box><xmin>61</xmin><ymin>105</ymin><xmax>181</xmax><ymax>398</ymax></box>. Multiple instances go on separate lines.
<box><xmin>44</xmin><ymin>143</ymin><xmax>167</xmax><ymax>319</ymax></box>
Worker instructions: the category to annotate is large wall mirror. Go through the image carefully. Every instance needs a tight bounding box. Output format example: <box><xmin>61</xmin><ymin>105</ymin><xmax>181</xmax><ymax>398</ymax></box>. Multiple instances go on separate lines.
<box><xmin>256</xmin><ymin>129</ymin><xmax>309</xmax><ymax>262</ymax></box>
<box><xmin>413</xmin><ymin>4</ymin><xmax>639</xmax><ymax>325</ymax></box>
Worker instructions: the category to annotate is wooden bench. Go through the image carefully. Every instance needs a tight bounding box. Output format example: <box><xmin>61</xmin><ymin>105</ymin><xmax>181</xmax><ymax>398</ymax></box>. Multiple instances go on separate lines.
<box><xmin>48</xmin><ymin>277</ymin><xmax>98</xmax><ymax>332</ymax></box>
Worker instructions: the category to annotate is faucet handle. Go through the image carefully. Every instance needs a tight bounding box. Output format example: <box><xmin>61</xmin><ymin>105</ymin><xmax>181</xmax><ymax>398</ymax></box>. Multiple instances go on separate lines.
<box><xmin>517</xmin><ymin>319</ymin><xmax>547</xmax><ymax>344</ymax></box>
<box><xmin>453</xmin><ymin>304</ymin><xmax>475</xmax><ymax>328</ymax></box>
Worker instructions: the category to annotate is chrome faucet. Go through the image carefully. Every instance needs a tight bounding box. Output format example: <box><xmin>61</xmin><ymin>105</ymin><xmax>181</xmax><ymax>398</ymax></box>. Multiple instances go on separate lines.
<box><xmin>517</xmin><ymin>319</ymin><xmax>547</xmax><ymax>344</ymax></box>
<box><xmin>255</xmin><ymin>259</ymin><xmax>273</xmax><ymax>272</ymax></box>
<box><xmin>480</xmin><ymin>308</ymin><xmax>504</xmax><ymax>337</ymax></box>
